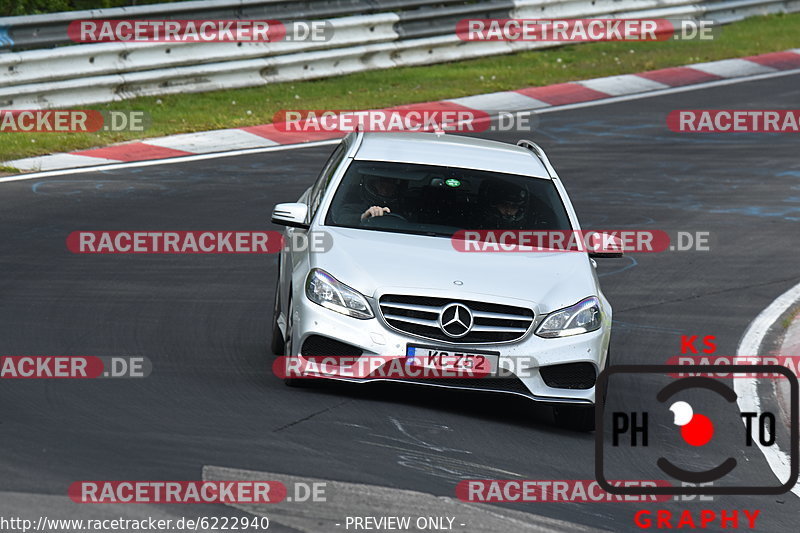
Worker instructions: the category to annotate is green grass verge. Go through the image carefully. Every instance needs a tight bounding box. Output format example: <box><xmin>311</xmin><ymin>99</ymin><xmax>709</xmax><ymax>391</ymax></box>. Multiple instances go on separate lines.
<box><xmin>783</xmin><ymin>306</ymin><xmax>800</xmax><ymax>329</ymax></box>
<box><xmin>2</xmin><ymin>12</ymin><xmax>799</xmax><ymax>169</ymax></box>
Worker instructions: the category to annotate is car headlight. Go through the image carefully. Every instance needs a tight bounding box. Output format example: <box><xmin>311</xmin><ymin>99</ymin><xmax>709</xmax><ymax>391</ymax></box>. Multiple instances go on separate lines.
<box><xmin>535</xmin><ymin>296</ymin><xmax>602</xmax><ymax>338</ymax></box>
<box><xmin>305</xmin><ymin>268</ymin><xmax>374</xmax><ymax>319</ymax></box>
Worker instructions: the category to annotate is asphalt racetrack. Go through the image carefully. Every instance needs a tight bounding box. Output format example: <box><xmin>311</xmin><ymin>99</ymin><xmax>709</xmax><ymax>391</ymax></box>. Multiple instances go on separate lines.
<box><xmin>1</xmin><ymin>73</ymin><xmax>799</xmax><ymax>531</ymax></box>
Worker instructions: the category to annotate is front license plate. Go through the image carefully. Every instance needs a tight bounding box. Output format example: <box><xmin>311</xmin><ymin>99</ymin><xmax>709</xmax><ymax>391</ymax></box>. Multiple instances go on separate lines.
<box><xmin>405</xmin><ymin>345</ymin><xmax>499</xmax><ymax>375</ymax></box>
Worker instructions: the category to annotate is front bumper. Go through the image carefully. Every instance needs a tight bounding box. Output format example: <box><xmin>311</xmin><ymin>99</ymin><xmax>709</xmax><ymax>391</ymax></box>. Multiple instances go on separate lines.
<box><xmin>288</xmin><ymin>292</ymin><xmax>610</xmax><ymax>406</ymax></box>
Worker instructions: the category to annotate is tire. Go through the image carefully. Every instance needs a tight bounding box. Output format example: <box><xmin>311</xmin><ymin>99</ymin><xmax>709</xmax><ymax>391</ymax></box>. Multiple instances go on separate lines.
<box><xmin>270</xmin><ymin>273</ymin><xmax>285</xmax><ymax>355</ymax></box>
<box><xmin>553</xmin><ymin>404</ymin><xmax>596</xmax><ymax>432</ymax></box>
<box><xmin>599</xmin><ymin>346</ymin><xmax>611</xmax><ymax>406</ymax></box>
<box><xmin>282</xmin><ymin>294</ymin><xmax>305</xmax><ymax>387</ymax></box>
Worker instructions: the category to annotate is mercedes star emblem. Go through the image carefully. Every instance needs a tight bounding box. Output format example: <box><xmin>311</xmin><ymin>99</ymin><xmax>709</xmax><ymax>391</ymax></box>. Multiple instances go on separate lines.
<box><xmin>439</xmin><ymin>303</ymin><xmax>474</xmax><ymax>338</ymax></box>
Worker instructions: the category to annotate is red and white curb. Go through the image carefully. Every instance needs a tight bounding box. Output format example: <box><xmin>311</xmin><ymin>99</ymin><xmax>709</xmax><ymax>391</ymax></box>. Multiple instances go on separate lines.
<box><xmin>781</xmin><ymin>312</ymin><xmax>800</xmax><ymax>361</ymax></box>
<box><xmin>5</xmin><ymin>49</ymin><xmax>800</xmax><ymax>173</ymax></box>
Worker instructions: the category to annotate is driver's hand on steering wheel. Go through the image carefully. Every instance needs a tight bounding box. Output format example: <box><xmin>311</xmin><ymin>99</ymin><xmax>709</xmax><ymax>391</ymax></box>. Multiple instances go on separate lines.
<box><xmin>361</xmin><ymin>206</ymin><xmax>390</xmax><ymax>220</ymax></box>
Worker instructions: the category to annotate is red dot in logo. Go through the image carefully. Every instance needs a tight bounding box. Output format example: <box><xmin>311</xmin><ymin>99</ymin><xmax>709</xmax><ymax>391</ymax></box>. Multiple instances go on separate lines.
<box><xmin>681</xmin><ymin>414</ymin><xmax>714</xmax><ymax>446</ymax></box>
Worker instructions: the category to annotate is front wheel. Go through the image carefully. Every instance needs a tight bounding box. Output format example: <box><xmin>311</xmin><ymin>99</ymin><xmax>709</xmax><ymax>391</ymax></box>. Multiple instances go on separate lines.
<box><xmin>270</xmin><ymin>275</ymin><xmax>285</xmax><ymax>355</ymax></box>
<box><xmin>282</xmin><ymin>294</ymin><xmax>313</xmax><ymax>388</ymax></box>
<box><xmin>553</xmin><ymin>405</ymin><xmax>595</xmax><ymax>432</ymax></box>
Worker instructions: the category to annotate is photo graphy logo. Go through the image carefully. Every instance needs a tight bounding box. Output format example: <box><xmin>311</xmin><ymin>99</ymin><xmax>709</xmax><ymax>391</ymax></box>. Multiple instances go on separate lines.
<box><xmin>594</xmin><ymin>365</ymin><xmax>798</xmax><ymax>495</ymax></box>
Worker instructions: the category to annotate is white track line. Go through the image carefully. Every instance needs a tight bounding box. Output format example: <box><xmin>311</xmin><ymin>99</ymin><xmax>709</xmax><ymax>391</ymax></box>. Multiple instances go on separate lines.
<box><xmin>735</xmin><ymin>280</ymin><xmax>800</xmax><ymax>498</ymax></box>
<box><xmin>2</xmin><ymin>67</ymin><xmax>799</xmax><ymax>184</ymax></box>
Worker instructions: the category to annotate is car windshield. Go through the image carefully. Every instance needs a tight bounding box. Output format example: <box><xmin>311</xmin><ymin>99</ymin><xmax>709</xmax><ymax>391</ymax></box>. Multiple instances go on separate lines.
<box><xmin>324</xmin><ymin>160</ymin><xmax>572</xmax><ymax>236</ymax></box>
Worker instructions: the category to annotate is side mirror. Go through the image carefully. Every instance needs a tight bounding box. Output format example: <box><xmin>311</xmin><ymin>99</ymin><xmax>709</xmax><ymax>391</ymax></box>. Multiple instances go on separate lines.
<box><xmin>587</xmin><ymin>232</ymin><xmax>624</xmax><ymax>259</ymax></box>
<box><xmin>271</xmin><ymin>203</ymin><xmax>309</xmax><ymax>229</ymax></box>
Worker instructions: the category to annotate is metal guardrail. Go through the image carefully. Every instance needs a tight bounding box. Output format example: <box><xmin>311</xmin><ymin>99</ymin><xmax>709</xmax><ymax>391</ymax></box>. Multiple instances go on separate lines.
<box><xmin>0</xmin><ymin>0</ymin><xmax>493</xmax><ymax>51</ymax></box>
<box><xmin>0</xmin><ymin>0</ymin><xmax>797</xmax><ymax>109</ymax></box>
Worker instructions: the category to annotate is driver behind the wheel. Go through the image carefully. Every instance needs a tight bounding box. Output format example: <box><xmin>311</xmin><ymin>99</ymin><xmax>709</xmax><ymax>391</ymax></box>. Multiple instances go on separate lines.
<box><xmin>359</xmin><ymin>174</ymin><xmax>407</xmax><ymax>222</ymax></box>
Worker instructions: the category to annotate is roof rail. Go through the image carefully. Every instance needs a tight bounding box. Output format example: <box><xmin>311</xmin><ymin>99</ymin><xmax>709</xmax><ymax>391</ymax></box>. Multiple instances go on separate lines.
<box><xmin>341</xmin><ymin>128</ymin><xmax>364</xmax><ymax>158</ymax></box>
<box><xmin>517</xmin><ymin>139</ymin><xmax>558</xmax><ymax>179</ymax></box>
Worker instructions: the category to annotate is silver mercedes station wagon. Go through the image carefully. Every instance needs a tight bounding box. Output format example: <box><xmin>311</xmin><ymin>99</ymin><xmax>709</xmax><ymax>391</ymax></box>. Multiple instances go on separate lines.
<box><xmin>270</xmin><ymin>131</ymin><xmax>617</xmax><ymax>431</ymax></box>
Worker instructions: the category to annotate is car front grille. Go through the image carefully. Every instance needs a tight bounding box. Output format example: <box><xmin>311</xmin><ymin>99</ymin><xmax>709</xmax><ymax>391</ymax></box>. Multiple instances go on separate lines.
<box><xmin>378</xmin><ymin>294</ymin><xmax>534</xmax><ymax>344</ymax></box>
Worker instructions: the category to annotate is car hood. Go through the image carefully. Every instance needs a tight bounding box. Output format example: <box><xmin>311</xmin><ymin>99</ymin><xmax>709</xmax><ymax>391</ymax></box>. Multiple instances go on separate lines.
<box><xmin>313</xmin><ymin>227</ymin><xmax>599</xmax><ymax>313</ymax></box>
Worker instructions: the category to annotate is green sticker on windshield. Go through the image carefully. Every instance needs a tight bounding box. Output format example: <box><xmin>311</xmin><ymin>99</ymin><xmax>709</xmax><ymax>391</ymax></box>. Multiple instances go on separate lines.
<box><xmin>445</xmin><ymin>179</ymin><xmax>461</xmax><ymax>188</ymax></box>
